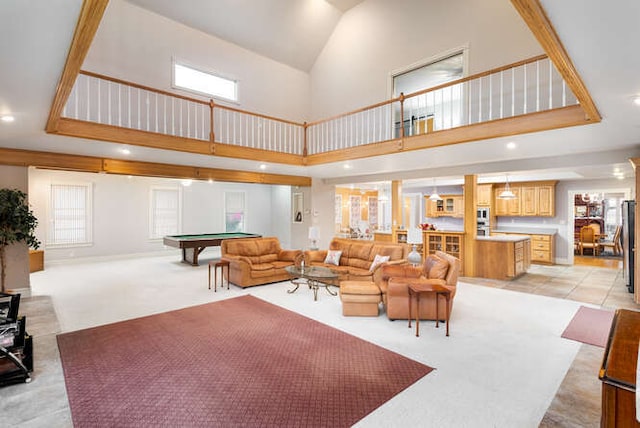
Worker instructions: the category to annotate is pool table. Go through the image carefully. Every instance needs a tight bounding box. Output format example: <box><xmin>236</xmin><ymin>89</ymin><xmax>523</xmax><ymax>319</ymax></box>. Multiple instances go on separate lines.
<box><xmin>163</xmin><ymin>233</ymin><xmax>261</xmax><ymax>266</ymax></box>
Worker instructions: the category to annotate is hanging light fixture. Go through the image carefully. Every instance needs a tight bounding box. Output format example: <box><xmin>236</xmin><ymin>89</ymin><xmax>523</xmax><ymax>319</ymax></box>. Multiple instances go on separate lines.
<box><xmin>498</xmin><ymin>174</ymin><xmax>517</xmax><ymax>200</ymax></box>
<box><xmin>429</xmin><ymin>178</ymin><xmax>443</xmax><ymax>201</ymax></box>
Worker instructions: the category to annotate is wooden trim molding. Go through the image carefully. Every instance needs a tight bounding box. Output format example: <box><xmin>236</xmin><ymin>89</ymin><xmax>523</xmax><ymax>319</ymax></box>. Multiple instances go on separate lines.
<box><xmin>510</xmin><ymin>0</ymin><xmax>601</xmax><ymax>122</ymax></box>
<box><xmin>0</xmin><ymin>148</ymin><xmax>311</xmax><ymax>187</ymax></box>
<box><xmin>46</xmin><ymin>0</ymin><xmax>109</xmax><ymax>133</ymax></box>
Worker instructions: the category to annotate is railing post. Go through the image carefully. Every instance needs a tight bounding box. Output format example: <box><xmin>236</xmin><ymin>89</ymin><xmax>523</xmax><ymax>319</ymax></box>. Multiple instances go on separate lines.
<box><xmin>303</xmin><ymin>122</ymin><xmax>308</xmax><ymax>158</ymax></box>
<box><xmin>209</xmin><ymin>99</ymin><xmax>215</xmax><ymax>143</ymax></box>
<box><xmin>399</xmin><ymin>92</ymin><xmax>405</xmax><ymax>140</ymax></box>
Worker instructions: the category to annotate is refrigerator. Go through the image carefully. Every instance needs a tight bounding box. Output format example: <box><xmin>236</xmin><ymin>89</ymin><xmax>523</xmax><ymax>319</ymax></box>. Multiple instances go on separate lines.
<box><xmin>622</xmin><ymin>200</ymin><xmax>635</xmax><ymax>293</ymax></box>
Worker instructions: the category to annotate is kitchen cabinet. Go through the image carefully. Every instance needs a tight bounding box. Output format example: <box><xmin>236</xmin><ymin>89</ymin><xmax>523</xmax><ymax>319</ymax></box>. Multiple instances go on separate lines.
<box><xmin>491</xmin><ymin>231</ymin><xmax>555</xmax><ymax>264</ymax></box>
<box><xmin>493</xmin><ymin>181</ymin><xmax>556</xmax><ymax>217</ymax></box>
<box><xmin>422</xmin><ymin>231</ymin><xmax>464</xmax><ymax>274</ymax></box>
<box><xmin>494</xmin><ymin>184</ymin><xmax>521</xmax><ymax>216</ymax></box>
<box><xmin>477</xmin><ymin>184</ymin><xmax>493</xmax><ymax>207</ymax></box>
<box><xmin>475</xmin><ymin>236</ymin><xmax>531</xmax><ymax>280</ymax></box>
<box><xmin>423</xmin><ymin>195</ymin><xmax>463</xmax><ymax>218</ymax></box>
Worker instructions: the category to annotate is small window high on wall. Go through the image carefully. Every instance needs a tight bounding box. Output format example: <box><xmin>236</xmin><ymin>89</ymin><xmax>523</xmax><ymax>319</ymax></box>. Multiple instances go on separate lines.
<box><xmin>48</xmin><ymin>183</ymin><xmax>92</xmax><ymax>247</ymax></box>
<box><xmin>150</xmin><ymin>187</ymin><xmax>181</xmax><ymax>239</ymax></box>
<box><xmin>225</xmin><ymin>191</ymin><xmax>245</xmax><ymax>233</ymax></box>
<box><xmin>173</xmin><ymin>60</ymin><xmax>238</xmax><ymax>102</ymax></box>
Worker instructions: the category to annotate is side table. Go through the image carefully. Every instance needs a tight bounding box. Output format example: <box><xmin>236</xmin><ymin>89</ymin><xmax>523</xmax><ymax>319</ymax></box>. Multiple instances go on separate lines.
<box><xmin>407</xmin><ymin>280</ymin><xmax>452</xmax><ymax>337</ymax></box>
<box><xmin>208</xmin><ymin>259</ymin><xmax>230</xmax><ymax>292</ymax></box>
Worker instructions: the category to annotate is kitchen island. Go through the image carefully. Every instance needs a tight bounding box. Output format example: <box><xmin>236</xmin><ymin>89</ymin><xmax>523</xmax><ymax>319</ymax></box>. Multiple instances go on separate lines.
<box><xmin>475</xmin><ymin>235</ymin><xmax>531</xmax><ymax>280</ymax></box>
<box><xmin>491</xmin><ymin>227</ymin><xmax>556</xmax><ymax>264</ymax></box>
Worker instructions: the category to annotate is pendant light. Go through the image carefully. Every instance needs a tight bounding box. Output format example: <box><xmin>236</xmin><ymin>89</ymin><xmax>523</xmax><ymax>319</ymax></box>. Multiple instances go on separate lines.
<box><xmin>429</xmin><ymin>178</ymin><xmax>443</xmax><ymax>201</ymax></box>
<box><xmin>498</xmin><ymin>174</ymin><xmax>517</xmax><ymax>200</ymax></box>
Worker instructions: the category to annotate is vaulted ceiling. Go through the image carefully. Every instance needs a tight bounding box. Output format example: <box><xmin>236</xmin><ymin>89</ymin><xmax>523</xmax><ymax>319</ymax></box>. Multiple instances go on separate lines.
<box><xmin>1</xmin><ymin>0</ymin><xmax>639</xmax><ymax>187</ymax></box>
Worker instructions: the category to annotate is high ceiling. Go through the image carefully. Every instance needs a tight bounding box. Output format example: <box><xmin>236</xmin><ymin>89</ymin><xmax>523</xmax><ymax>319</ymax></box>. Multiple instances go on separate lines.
<box><xmin>1</xmin><ymin>0</ymin><xmax>639</xmax><ymax>188</ymax></box>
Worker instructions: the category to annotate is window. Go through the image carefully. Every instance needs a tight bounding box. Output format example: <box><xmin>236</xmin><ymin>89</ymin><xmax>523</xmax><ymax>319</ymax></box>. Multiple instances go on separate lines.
<box><xmin>48</xmin><ymin>183</ymin><xmax>92</xmax><ymax>246</ymax></box>
<box><xmin>224</xmin><ymin>191</ymin><xmax>245</xmax><ymax>232</ymax></box>
<box><xmin>173</xmin><ymin>61</ymin><xmax>237</xmax><ymax>102</ymax></box>
<box><xmin>150</xmin><ymin>187</ymin><xmax>181</xmax><ymax>239</ymax></box>
<box><xmin>392</xmin><ymin>50</ymin><xmax>465</xmax><ymax>134</ymax></box>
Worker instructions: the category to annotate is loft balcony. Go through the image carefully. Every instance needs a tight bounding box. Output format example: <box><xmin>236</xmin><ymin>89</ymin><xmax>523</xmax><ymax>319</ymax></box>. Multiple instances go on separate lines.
<box><xmin>50</xmin><ymin>55</ymin><xmax>592</xmax><ymax>168</ymax></box>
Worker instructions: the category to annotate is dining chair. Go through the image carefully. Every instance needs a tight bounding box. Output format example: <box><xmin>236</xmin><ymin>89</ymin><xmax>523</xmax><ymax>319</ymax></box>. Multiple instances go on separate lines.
<box><xmin>600</xmin><ymin>225</ymin><xmax>622</xmax><ymax>256</ymax></box>
<box><xmin>579</xmin><ymin>225</ymin><xmax>600</xmax><ymax>256</ymax></box>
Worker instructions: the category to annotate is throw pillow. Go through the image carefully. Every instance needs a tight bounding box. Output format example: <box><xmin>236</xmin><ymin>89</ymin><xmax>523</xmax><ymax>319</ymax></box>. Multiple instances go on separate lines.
<box><xmin>369</xmin><ymin>254</ymin><xmax>390</xmax><ymax>272</ymax></box>
<box><xmin>324</xmin><ymin>250</ymin><xmax>342</xmax><ymax>266</ymax></box>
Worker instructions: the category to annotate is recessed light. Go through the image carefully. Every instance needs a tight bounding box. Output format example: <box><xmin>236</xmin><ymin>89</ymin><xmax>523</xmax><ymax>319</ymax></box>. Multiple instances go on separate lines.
<box><xmin>632</xmin><ymin>95</ymin><xmax>640</xmax><ymax>106</ymax></box>
<box><xmin>0</xmin><ymin>115</ymin><xmax>15</xmax><ymax>123</ymax></box>
<box><xmin>506</xmin><ymin>142</ymin><xmax>516</xmax><ymax>150</ymax></box>
<box><xmin>120</xmin><ymin>148</ymin><xmax>131</xmax><ymax>155</ymax></box>
<box><xmin>343</xmin><ymin>164</ymin><xmax>352</xmax><ymax>170</ymax></box>
<box><xmin>181</xmin><ymin>179</ymin><xmax>193</xmax><ymax>187</ymax></box>
<box><xmin>259</xmin><ymin>164</ymin><xmax>267</xmax><ymax>170</ymax></box>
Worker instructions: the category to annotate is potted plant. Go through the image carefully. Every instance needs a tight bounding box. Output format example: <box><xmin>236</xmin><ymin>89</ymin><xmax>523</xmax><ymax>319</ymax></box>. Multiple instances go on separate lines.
<box><xmin>0</xmin><ymin>189</ymin><xmax>40</xmax><ymax>292</ymax></box>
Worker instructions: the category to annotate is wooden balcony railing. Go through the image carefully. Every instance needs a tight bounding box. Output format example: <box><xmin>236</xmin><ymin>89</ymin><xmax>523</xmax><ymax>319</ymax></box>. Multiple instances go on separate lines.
<box><xmin>60</xmin><ymin>55</ymin><xmax>581</xmax><ymax>164</ymax></box>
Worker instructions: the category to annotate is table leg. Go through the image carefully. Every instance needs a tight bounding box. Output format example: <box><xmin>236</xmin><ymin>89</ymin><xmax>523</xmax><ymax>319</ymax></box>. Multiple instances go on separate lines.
<box><xmin>224</xmin><ymin>264</ymin><xmax>229</xmax><ymax>290</ymax></box>
<box><xmin>415</xmin><ymin>292</ymin><xmax>420</xmax><ymax>337</ymax></box>
<box><xmin>408</xmin><ymin>288</ymin><xmax>412</xmax><ymax>329</ymax></box>
<box><xmin>445</xmin><ymin>293</ymin><xmax>450</xmax><ymax>337</ymax></box>
<box><xmin>214</xmin><ymin>264</ymin><xmax>218</xmax><ymax>292</ymax></box>
<box><xmin>208</xmin><ymin>263</ymin><xmax>211</xmax><ymax>290</ymax></box>
<box><xmin>435</xmin><ymin>293</ymin><xmax>440</xmax><ymax>329</ymax></box>
<box><xmin>287</xmin><ymin>279</ymin><xmax>302</xmax><ymax>294</ymax></box>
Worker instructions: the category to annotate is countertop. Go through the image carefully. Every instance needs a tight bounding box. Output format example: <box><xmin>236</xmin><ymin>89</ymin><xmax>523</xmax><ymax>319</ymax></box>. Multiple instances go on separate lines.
<box><xmin>491</xmin><ymin>227</ymin><xmax>557</xmax><ymax>235</ymax></box>
<box><xmin>476</xmin><ymin>235</ymin><xmax>531</xmax><ymax>242</ymax></box>
<box><xmin>421</xmin><ymin>230</ymin><xmax>465</xmax><ymax>234</ymax></box>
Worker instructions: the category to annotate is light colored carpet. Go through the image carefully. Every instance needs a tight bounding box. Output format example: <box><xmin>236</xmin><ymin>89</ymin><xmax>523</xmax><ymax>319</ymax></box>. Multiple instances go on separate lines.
<box><xmin>27</xmin><ymin>253</ymin><xmax>583</xmax><ymax>427</ymax></box>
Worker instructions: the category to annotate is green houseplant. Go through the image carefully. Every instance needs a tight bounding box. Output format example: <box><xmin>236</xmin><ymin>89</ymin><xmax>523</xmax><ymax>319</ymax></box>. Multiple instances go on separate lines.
<box><xmin>0</xmin><ymin>189</ymin><xmax>40</xmax><ymax>292</ymax></box>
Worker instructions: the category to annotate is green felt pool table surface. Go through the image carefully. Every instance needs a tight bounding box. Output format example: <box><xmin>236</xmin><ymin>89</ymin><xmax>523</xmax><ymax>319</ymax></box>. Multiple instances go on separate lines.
<box><xmin>163</xmin><ymin>232</ymin><xmax>261</xmax><ymax>265</ymax></box>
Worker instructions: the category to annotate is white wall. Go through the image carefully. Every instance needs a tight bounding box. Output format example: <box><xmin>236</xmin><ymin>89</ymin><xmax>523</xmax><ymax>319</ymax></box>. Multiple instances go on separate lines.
<box><xmin>28</xmin><ymin>169</ymin><xmax>288</xmax><ymax>262</ymax></box>
<box><xmin>310</xmin><ymin>0</ymin><xmax>543</xmax><ymax>119</ymax></box>
<box><xmin>85</xmin><ymin>0</ymin><xmax>310</xmax><ymax>122</ymax></box>
<box><xmin>0</xmin><ymin>165</ymin><xmax>30</xmax><ymax>290</ymax></box>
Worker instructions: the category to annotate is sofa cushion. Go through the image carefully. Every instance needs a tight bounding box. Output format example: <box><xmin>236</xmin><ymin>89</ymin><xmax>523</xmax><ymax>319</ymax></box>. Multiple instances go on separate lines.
<box><xmin>347</xmin><ymin>244</ymin><xmax>373</xmax><ymax>270</ymax></box>
<box><xmin>251</xmin><ymin>263</ymin><xmax>274</xmax><ymax>271</ymax></box>
<box><xmin>259</xmin><ymin>253</ymin><xmax>278</xmax><ymax>264</ymax></box>
<box><xmin>371</xmin><ymin>244</ymin><xmax>404</xmax><ymax>261</ymax></box>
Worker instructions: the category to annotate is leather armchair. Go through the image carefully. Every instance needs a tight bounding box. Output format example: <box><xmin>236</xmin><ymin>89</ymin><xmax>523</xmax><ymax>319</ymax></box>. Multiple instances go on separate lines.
<box><xmin>378</xmin><ymin>250</ymin><xmax>460</xmax><ymax>320</ymax></box>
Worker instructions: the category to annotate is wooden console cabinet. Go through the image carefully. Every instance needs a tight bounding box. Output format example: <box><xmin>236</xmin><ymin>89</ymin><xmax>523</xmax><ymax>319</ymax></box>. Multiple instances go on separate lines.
<box><xmin>422</xmin><ymin>231</ymin><xmax>464</xmax><ymax>274</ymax></box>
<box><xmin>599</xmin><ymin>309</ymin><xmax>640</xmax><ymax>427</ymax></box>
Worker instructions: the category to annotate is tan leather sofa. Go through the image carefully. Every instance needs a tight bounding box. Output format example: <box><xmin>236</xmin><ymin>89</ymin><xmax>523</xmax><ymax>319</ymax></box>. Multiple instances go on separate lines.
<box><xmin>221</xmin><ymin>237</ymin><xmax>302</xmax><ymax>288</ymax></box>
<box><xmin>304</xmin><ymin>238</ymin><xmax>409</xmax><ymax>282</ymax></box>
<box><xmin>377</xmin><ymin>250</ymin><xmax>460</xmax><ymax>320</ymax></box>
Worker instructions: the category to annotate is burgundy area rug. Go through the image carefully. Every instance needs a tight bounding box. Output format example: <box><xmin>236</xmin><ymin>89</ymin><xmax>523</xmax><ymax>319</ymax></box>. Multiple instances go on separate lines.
<box><xmin>561</xmin><ymin>305</ymin><xmax>615</xmax><ymax>347</ymax></box>
<box><xmin>57</xmin><ymin>295</ymin><xmax>433</xmax><ymax>427</ymax></box>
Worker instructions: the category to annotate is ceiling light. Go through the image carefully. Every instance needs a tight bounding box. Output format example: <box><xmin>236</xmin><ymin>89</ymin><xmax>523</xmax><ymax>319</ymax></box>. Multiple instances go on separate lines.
<box><xmin>343</xmin><ymin>164</ymin><xmax>352</xmax><ymax>170</ymax></box>
<box><xmin>259</xmin><ymin>164</ymin><xmax>267</xmax><ymax>170</ymax></box>
<box><xmin>632</xmin><ymin>95</ymin><xmax>640</xmax><ymax>106</ymax></box>
<box><xmin>0</xmin><ymin>115</ymin><xmax>15</xmax><ymax>123</ymax></box>
<box><xmin>498</xmin><ymin>174</ymin><xmax>517</xmax><ymax>200</ymax></box>
<box><xmin>120</xmin><ymin>147</ymin><xmax>131</xmax><ymax>155</ymax></box>
<box><xmin>429</xmin><ymin>179</ymin><xmax>443</xmax><ymax>201</ymax></box>
<box><xmin>506</xmin><ymin>142</ymin><xmax>516</xmax><ymax>150</ymax></box>
<box><xmin>181</xmin><ymin>179</ymin><xmax>193</xmax><ymax>186</ymax></box>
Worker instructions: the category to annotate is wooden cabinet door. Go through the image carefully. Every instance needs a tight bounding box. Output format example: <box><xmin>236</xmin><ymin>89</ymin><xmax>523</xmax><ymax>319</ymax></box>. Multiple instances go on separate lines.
<box><xmin>424</xmin><ymin>197</ymin><xmax>436</xmax><ymax>217</ymax></box>
<box><xmin>477</xmin><ymin>184</ymin><xmax>492</xmax><ymax>206</ymax></box>
<box><xmin>494</xmin><ymin>186</ymin><xmax>509</xmax><ymax>216</ymax></box>
<box><xmin>507</xmin><ymin>186</ymin><xmax>521</xmax><ymax>216</ymax></box>
<box><xmin>453</xmin><ymin>196</ymin><xmax>464</xmax><ymax>217</ymax></box>
<box><xmin>521</xmin><ymin>186</ymin><xmax>538</xmax><ymax>216</ymax></box>
<box><xmin>537</xmin><ymin>185</ymin><xmax>555</xmax><ymax>216</ymax></box>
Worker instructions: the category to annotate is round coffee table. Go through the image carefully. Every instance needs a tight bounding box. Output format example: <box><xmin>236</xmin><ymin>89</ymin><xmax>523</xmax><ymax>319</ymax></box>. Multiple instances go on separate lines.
<box><xmin>285</xmin><ymin>265</ymin><xmax>339</xmax><ymax>301</ymax></box>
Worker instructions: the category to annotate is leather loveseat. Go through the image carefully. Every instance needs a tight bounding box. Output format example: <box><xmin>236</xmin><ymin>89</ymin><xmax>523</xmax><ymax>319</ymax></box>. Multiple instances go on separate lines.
<box><xmin>221</xmin><ymin>237</ymin><xmax>302</xmax><ymax>288</ymax></box>
<box><xmin>304</xmin><ymin>238</ymin><xmax>409</xmax><ymax>282</ymax></box>
<box><xmin>377</xmin><ymin>250</ymin><xmax>460</xmax><ymax>320</ymax></box>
